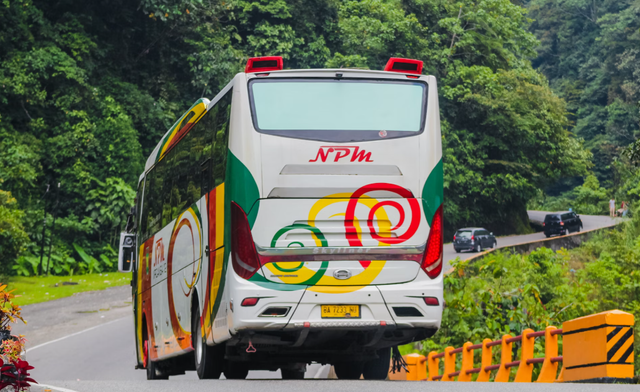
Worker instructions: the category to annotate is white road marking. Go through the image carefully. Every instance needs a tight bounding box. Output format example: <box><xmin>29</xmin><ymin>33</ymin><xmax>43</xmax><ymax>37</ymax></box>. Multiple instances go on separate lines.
<box><xmin>25</xmin><ymin>317</ymin><xmax>127</xmax><ymax>353</ymax></box>
<box><xmin>36</xmin><ymin>383</ymin><xmax>80</xmax><ymax>392</ymax></box>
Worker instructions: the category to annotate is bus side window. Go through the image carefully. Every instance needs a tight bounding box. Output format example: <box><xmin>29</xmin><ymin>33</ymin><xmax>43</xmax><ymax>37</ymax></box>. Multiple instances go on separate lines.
<box><xmin>201</xmin><ymin>159</ymin><xmax>211</xmax><ymax>197</ymax></box>
<box><xmin>211</xmin><ymin>91</ymin><xmax>232</xmax><ymax>187</ymax></box>
<box><xmin>140</xmin><ymin>177</ymin><xmax>150</xmax><ymax>240</ymax></box>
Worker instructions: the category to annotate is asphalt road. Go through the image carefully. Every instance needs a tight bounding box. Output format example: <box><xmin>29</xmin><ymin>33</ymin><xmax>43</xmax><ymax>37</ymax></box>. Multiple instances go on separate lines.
<box><xmin>20</xmin><ymin>211</ymin><xmax>621</xmax><ymax>391</ymax></box>
<box><xmin>29</xmin><ymin>380</ymin><xmax>640</xmax><ymax>392</ymax></box>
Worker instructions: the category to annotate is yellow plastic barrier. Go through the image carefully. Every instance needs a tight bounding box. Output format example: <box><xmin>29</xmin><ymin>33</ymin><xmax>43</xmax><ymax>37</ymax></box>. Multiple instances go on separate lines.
<box><xmin>389</xmin><ymin>309</ymin><xmax>634</xmax><ymax>383</ymax></box>
<box><xmin>400</xmin><ymin>353</ymin><xmax>426</xmax><ymax>381</ymax></box>
<box><xmin>563</xmin><ymin>310</ymin><xmax>635</xmax><ymax>382</ymax></box>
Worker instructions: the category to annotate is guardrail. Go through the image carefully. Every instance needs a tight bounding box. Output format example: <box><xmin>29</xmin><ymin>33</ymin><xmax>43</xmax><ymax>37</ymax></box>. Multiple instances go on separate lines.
<box><xmin>423</xmin><ymin>326</ymin><xmax>564</xmax><ymax>382</ymax></box>
<box><xmin>393</xmin><ymin>310</ymin><xmax>635</xmax><ymax>383</ymax></box>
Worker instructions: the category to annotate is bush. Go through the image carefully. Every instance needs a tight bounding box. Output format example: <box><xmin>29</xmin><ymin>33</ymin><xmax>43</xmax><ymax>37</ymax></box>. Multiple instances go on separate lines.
<box><xmin>0</xmin><ymin>190</ymin><xmax>29</xmax><ymax>276</ymax></box>
<box><xmin>0</xmin><ymin>283</ymin><xmax>35</xmax><ymax>391</ymax></box>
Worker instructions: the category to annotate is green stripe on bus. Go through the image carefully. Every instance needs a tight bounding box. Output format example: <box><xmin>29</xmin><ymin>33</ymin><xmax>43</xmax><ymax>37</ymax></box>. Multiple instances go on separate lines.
<box><xmin>228</xmin><ymin>151</ymin><xmax>260</xmax><ymax>228</ymax></box>
<box><xmin>422</xmin><ymin>158</ymin><xmax>443</xmax><ymax>225</ymax></box>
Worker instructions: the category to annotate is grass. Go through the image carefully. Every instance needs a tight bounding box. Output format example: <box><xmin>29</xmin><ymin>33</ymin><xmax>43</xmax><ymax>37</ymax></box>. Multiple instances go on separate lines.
<box><xmin>5</xmin><ymin>272</ymin><xmax>131</xmax><ymax>306</ymax></box>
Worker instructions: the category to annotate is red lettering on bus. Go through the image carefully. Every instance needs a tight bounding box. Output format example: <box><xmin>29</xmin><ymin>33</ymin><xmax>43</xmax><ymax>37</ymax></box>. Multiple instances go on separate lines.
<box><xmin>309</xmin><ymin>146</ymin><xmax>374</xmax><ymax>163</ymax></box>
<box><xmin>154</xmin><ymin>239</ymin><xmax>165</xmax><ymax>267</ymax></box>
<box><xmin>309</xmin><ymin>147</ymin><xmax>332</xmax><ymax>162</ymax></box>
<box><xmin>350</xmin><ymin>147</ymin><xmax>373</xmax><ymax>162</ymax></box>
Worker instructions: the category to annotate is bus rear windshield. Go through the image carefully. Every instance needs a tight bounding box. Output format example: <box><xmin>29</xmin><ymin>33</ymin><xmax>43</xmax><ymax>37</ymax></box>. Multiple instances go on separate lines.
<box><xmin>249</xmin><ymin>78</ymin><xmax>427</xmax><ymax>142</ymax></box>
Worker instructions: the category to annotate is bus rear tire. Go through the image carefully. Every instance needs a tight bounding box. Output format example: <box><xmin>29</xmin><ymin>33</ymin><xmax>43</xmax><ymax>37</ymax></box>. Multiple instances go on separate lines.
<box><xmin>224</xmin><ymin>363</ymin><xmax>249</xmax><ymax>379</ymax></box>
<box><xmin>334</xmin><ymin>361</ymin><xmax>364</xmax><ymax>379</ymax></box>
<box><xmin>192</xmin><ymin>305</ymin><xmax>223</xmax><ymax>379</ymax></box>
<box><xmin>362</xmin><ymin>347</ymin><xmax>391</xmax><ymax>380</ymax></box>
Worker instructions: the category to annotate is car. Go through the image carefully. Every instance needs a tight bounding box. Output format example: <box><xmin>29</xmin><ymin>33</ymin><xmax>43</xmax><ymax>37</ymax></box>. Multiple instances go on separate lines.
<box><xmin>543</xmin><ymin>211</ymin><xmax>583</xmax><ymax>238</ymax></box>
<box><xmin>453</xmin><ymin>227</ymin><xmax>497</xmax><ymax>253</ymax></box>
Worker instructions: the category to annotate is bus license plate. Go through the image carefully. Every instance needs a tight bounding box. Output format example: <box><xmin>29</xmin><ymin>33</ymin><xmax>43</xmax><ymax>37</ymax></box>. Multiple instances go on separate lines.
<box><xmin>321</xmin><ymin>305</ymin><xmax>360</xmax><ymax>318</ymax></box>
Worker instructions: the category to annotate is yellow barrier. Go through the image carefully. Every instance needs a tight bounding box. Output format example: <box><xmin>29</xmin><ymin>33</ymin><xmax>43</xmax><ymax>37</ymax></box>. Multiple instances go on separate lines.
<box><xmin>392</xmin><ymin>310</ymin><xmax>634</xmax><ymax>383</ymax></box>
<box><xmin>563</xmin><ymin>310</ymin><xmax>635</xmax><ymax>382</ymax></box>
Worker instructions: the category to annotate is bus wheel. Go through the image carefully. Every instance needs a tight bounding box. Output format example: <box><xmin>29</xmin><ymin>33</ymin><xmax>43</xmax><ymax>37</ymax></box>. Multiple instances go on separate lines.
<box><xmin>224</xmin><ymin>362</ymin><xmax>249</xmax><ymax>379</ymax></box>
<box><xmin>334</xmin><ymin>361</ymin><xmax>364</xmax><ymax>379</ymax></box>
<box><xmin>144</xmin><ymin>334</ymin><xmax>168</xmax><ymax>380</ymax></box>
<box><xmin>192</xmin><ymin>305</ymin><xmax>223</xmax><ymax>379</ymax></box>
<box><xmin>362</xmin><ymin>347</ymin><xmax>391</xmax><ymax>380</ymax></box>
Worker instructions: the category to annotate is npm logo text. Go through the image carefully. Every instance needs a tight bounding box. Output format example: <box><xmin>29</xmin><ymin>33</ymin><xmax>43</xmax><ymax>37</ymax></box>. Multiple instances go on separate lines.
<box><xmin>310</xmin><ymin>146</ymin><xmax>373</xmax><ymax>163</ymax></box>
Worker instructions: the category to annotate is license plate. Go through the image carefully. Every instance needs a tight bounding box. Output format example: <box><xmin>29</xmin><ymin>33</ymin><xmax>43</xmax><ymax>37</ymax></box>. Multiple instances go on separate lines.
<box><xmin>321</xmin><ymin>305</ymin><xmax>360</xmax><ymax>318</ymax></box>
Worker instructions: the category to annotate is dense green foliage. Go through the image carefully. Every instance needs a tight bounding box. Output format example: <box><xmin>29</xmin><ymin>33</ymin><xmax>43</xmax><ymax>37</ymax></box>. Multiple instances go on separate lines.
<box><xmin>528</xmin><ymin>170</ymin><xmax>640</xmax><ymax>216</ymax></box>
<box><xmin>423</xmin><ymin>206</ymin><xmax>640</xmax><ymax>375</ymax></box>
<box><xmin>0</xmin><ymin>0</ymin><xmax>593</xmax><ymax>271</ymax></box>
<box><xmin>526</xmin><ymin>0</ymin><xmax>640</xmax><ymax>190</ymax></box>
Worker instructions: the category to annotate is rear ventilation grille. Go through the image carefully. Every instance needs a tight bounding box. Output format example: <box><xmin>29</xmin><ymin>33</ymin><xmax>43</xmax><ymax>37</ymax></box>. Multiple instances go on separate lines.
<box><xmin>393</xmin><ymin>307</ymin><xmax>424</xmax><ymax>317</ymax></box>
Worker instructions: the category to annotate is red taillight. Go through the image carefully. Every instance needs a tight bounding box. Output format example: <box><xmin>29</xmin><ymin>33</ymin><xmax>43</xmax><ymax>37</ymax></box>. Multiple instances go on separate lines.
<box><xmin>471</xmin><ymin>235</ymin><xmax>475</xmax><ymax>241</ymax></box>
<box><xmin>245</xmin><ymin>56</ymin><xmax>283</xmax><ymax>73</ymax></box>
<box><xmin>453</xmin><ymin>235</ymin><xmax>456</xmax><ymax>241</ymax></box>
<box><xmin>560</xmin><ymin>222</ymin><xmax>564</xmax><ymax>226</ymax></box>
<box><xmin>424</xmin><ymin>297</ymin><xmax>439</xmax><ymax>306</ymax></box>
<box><xmin>231</xmin><ymin>201</ymin><xmax>261</xmax><ymax>279</ymax></box>
<box><xmin>241</xmin><ymin>297</ymin><xmax>259</xmax><ymax>307</ymax></box>
<box><xmin>543</xmin><ymin>222</ymin><xmax>545</xmax><ymax>226</ymax></box>
<box><xmin>421</xmin><ymin>205</ymin><xmax>443</xmax><ymax>279</ymax></box>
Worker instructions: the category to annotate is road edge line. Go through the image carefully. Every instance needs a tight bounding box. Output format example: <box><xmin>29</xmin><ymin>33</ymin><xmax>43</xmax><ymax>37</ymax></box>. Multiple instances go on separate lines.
<box><xmin>25</xmin><ymin>317</ymin><xmax>128</xmax><ymax>353</ymax></box>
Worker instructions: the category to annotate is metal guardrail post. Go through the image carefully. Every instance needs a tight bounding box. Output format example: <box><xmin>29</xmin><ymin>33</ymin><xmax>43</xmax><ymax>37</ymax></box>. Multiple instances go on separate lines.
<box><xmin>477</xmin><ymin>338</ymin><xmax>493</xmax><ymax>381</ymax></box>
<box><xmin>514</xmin><ymin>328</ymin><xmax>535</xmax><ymax>382</ymax></box>
<box><xmin>457</xmin><ymin>342</ymin><xmax>474</xmax><ymax>381</ymax></box>
<box><xmin>495</xmin><ymin>334</ymin><xmax>513</xmax><ymax>382</ymax></box>
<box><xmin>536</xmin><ymin>326</ymin><xmax>560</xmax><ymax>382</ymax></box>
<box><xmin>441</xmin><ymin>346</ymin><xmax>456</xmax><ymax>381</ymax></box>
<box><xmin>426</xmin><ymin>351</ymin><xmax>439</xmax><ymax>381</ymax></box>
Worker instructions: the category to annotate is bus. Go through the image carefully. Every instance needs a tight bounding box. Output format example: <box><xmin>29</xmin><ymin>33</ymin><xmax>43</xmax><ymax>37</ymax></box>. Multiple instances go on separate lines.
<box><xmin>118</xmin><ymin>56</ymin><xmax>444</xmax><ymax>380</ymax></box>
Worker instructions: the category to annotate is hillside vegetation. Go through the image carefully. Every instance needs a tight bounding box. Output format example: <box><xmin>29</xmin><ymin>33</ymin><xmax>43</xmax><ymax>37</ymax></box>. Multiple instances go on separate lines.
<box><xmin>0</xmin><ymin>0</ymin><xmax>630</xmax><ymax>272</ymax></box>
<box><xmin>527</xmin><ymin>0</ymin><xmax>639</xmax><ymax>188</ymax></box>
<box><xmin>425</xmin><ymin>205</ymin><xmax>640</xmax><ymax>376</ymax></box>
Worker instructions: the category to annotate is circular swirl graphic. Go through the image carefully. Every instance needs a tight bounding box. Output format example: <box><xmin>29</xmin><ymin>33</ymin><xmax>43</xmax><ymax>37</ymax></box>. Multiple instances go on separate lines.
<box><xmin>260</xmin><ymin>183</ymin><xmax>421</xmax><ymax>292</ymax></box>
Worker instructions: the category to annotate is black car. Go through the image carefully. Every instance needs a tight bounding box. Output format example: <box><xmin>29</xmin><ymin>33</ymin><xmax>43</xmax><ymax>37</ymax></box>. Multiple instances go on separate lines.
<box><xmin>453</xmin><ymin>228</ymin><xmax>497</xmax><ymax>253</ymax></box>
<box><xmin>543</xmin><ymin>212</ymin><xmax>583</xmax><ymax>238</ymax></box>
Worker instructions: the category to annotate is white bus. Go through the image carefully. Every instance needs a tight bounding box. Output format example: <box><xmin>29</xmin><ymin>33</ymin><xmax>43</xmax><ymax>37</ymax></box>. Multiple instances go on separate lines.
<box><xmin>119</xmin><ymin>56</ymin><xmax>444</xmax><ymax>380</ymax></box>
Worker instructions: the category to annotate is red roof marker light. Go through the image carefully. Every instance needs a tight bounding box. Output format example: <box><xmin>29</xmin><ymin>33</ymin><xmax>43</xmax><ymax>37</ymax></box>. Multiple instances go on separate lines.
<box><xmin>245</xmin><ymin>56</ymin><xmax>283</xmax><ymax>73</ymax></box>
<box><xmin>384</xmin><ymin>57</ymin><xmax>423</xmax><ymax>75</ymax></box>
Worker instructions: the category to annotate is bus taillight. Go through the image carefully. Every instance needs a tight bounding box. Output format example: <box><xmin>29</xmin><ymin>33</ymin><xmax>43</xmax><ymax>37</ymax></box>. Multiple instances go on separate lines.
<box><xmin>383</xmin><ymin>57</ymin><xmax>423</xmax><ymax>75</ymax></box>
<box><xmin>231</xmin><ymin>202</ymin><xmax>262</xmax><ymax>279</ymax></box>
<box><xmin>421</xmin><ymin>205</ymin><xmax>443</xmax><ymax>279</ymax></box>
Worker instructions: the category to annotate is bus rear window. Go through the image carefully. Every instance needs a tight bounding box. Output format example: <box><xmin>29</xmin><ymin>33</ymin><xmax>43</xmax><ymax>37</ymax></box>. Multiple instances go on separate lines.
<box><xmin>249</xmin><ymin>78</ymin><xmax>427</xmax><ymax>142</ymax></box>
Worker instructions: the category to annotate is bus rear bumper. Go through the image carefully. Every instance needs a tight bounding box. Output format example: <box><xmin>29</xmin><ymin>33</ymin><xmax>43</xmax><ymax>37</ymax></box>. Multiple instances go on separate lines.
<box><xmin>228</xmin><ymin>271</ymin><xmax>443</xmax><ymax>334</ymax></box>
